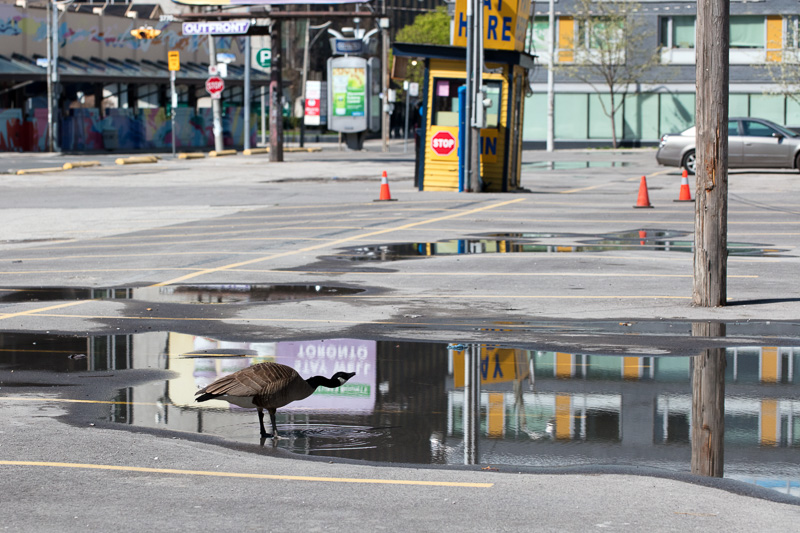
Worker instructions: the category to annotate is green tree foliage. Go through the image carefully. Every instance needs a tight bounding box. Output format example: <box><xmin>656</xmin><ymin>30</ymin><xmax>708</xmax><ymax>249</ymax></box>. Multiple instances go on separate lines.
<box><xmin>395</xmin><ymin>6</ymin><xmax>451</xmax><ymax>45</ymax></box>
<box><xmin>392</xmin><ymin>7</ymin><xmax>451</xmax><ymax>90</ymax></box>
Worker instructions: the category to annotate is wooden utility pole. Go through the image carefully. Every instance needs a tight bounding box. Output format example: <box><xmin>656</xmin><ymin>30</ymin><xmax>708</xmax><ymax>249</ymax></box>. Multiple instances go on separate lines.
<box><xmin>269</xmin><ymin>19</ymin><xmax>284</xmax><ymax>162</ymax></box>
<box><xmin>690</xmin><ymin>322</ymin><xmax>726</xmax><ymax>477</ymax></box>
<box><xmin>693</xmin><ymin>0</ymin><xmax>729</xmax><ymax>306</ymax></box>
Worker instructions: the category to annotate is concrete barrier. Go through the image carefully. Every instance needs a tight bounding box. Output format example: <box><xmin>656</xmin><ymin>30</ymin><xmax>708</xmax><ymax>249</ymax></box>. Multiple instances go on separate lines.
<box><xmin>242</xmin><ymin>148</ymin><xmax>269</xmax><ymax>156</ymax></box>
<box><xmin>115</xmin><ymin>156</ymin><xmax>159</xmax><ymax>165</ymax></box>
<box><xmin>178</xmin><ymin>152</ymin><xmax>206</xmax><ymax>160</ymax></box>
<box><xmin>209</xmin><ymin>149</ymin><xmax>237</xmax><ymax>157</ymax></box>
<box><xmin>62</xmin><ymin>161</ymin><xmax>101</xmax><ymax>170</ymax></box>
<box><xmin>16</xmin><ymin>167</ymin><xmax>65</xmax><ymax>175</ymax></box>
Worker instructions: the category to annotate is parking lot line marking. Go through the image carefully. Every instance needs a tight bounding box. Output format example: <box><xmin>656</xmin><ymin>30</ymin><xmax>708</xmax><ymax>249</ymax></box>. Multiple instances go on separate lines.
<box><xmin>150</xmin><ymin>198</ymin><xmax>527</xmax><ymax>287</ymax></box>
<box><xmin>0</xmin><ymin>461</ymin><xmax>494</xmax><ymax>488</ymax></box>
<box><xmin>0</xmin><ymin>397</ymin><xmax>161</xmax><ymax>406</ymax></box>
<box><xmin>0</xmin><ymin>300</ymin><xmax>94</xmax><ymax>321</ymax></box>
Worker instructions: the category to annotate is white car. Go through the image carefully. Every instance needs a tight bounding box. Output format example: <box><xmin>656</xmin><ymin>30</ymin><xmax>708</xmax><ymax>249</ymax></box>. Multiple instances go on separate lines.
<box><xmin>656</xmin><ymin>117</ymin><xmax>800</xmax><ymax>174</ymax></box>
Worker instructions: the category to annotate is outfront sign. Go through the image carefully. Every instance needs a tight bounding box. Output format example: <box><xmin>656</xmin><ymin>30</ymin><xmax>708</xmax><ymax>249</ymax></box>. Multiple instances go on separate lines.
<box><xmin>182</xmin><ymin>21</ymin><xmax>250</xmax><ymax>35</ymax></box>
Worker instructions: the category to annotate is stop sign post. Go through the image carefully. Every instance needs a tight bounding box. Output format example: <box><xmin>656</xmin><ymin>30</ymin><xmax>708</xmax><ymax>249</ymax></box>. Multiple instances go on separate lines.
<box><xmin>430</xmin><ymin>130</ymin><xmax>457</xmax><ymax>157</ymax></box>
<box><xmin>206</xmin><ymin>76</ymin><xmax>224</xmax><ymax>99</ymax></box>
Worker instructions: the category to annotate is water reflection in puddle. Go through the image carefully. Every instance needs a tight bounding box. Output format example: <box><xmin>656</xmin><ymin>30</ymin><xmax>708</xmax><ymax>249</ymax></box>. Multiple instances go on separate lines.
<box><xmin>0</xmin><ymin>284</ymin><xmax>363</xmax><ymax>304</ymax></box>
<box><xmin>4</xmin><ymin>331</ymin><xmax>798</xmax><ymax>497</ymax></box>
<box><xmin>329</xmin><ymin>229</ymin><xmax>788</xmax><ymax>261</ymax></box>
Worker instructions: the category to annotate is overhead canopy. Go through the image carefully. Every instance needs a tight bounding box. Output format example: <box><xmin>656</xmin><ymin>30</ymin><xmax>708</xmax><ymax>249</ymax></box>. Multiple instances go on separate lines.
<box><xmin>0</xmin><ymin>53</ymin><xmax>270</xmax><ymax>85</ymax></box>
<box><xmin>392</xmin><ymin>43</ymin><xmax>537</xmax><ymax>70</ymax></box>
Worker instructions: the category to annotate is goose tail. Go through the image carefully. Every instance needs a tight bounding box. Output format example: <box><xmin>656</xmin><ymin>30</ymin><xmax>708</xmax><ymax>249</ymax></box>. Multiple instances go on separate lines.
<box><xmin>195</xmin><ymin>392</ymin><xmax>219</xmax><ymax>403</ymax></box>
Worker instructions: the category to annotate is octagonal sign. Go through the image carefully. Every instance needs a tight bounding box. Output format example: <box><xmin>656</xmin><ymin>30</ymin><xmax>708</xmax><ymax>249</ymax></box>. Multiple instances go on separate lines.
<box><xmin>430</xmin><ymin>130</ymin><xmax>456</xmax><ymax>157</ymax></box>
<box><xmin>206</xmin><ymin>76</ymin><xmax>225</xmax><ymax>97</ymax></box>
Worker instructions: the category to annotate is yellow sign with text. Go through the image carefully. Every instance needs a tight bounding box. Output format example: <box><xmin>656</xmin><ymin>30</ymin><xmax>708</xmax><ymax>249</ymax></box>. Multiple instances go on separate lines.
<box><xmin>452</xmin><ymin>0</ymin><xmax>532</xmax><ymax>52</ymax></box>
<box><xmin>452</xmin><ymin>346</ymin><xmax>518</xmax><ymax>387</ymax></box>
<box><xmin>168</xmin><ymin>51</ymin><xmax>180</xmax><ymax>71</ymax></box>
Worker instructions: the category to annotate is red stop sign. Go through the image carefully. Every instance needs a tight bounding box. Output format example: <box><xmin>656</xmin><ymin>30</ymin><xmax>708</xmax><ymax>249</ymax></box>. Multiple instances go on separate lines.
<box><xmin>430</xmin><ymin>130</ymin><xmax>456</xmax><ymax>156</ymax></box>
<box><xmin>206</xmin><ymin>76</ymin><xmax>225</xmax><ymax>96</ymax></box>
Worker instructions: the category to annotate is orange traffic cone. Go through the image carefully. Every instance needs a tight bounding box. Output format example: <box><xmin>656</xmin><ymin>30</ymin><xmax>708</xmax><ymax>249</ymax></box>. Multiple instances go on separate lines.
<box><xmin>633</xmin><ymin>176</ymin><xmax>653</xmax><ymax>208</ymax></box>
<box><xmin>375</xmin><ymin>171</ymin><xmax>397</xmax><ymax>202</ymax></box>
<box><xmin>639</xmin><ymin>229</ymin><xmax>647</xmax><ymax>246</ymax></box>
<box><xmin>674</xmin><ymin>169</ymin><xmax>694</xmax><ymax>202</ymax></box>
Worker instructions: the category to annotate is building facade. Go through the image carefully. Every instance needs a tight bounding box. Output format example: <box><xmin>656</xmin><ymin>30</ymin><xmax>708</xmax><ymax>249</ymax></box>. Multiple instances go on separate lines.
<box><xmin>523</xmin><ymin>0</ymin><xmax>800</xmax><ymax>146</ymax></box>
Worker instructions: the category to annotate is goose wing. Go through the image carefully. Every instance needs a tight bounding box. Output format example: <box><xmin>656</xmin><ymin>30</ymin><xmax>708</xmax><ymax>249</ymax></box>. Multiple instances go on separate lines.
<box><xmin>195</xmin><ymin>362</ymin><xmax>300</xmax><ymax>399</ymax></box>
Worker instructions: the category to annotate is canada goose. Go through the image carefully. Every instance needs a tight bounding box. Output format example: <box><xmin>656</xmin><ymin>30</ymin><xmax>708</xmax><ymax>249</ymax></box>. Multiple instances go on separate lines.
<box><xmin>195</xmin><ymin>362</ymin><xmax>356</xmax><ymax>438</ymax></box>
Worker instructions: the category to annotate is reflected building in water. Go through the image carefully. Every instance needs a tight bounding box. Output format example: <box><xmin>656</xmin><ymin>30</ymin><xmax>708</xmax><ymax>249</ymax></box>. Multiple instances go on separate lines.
<box><xmin>2</xmin><ymin>331</ymin><xmax>798</xmax><ymax>496</ymax></box>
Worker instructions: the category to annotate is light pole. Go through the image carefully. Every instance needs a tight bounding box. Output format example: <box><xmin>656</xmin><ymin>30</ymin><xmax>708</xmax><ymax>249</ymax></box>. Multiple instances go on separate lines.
<box><xmin>300</xmin><ymin>20</ymin><xmax>331</xmax><ymax>148</ymax></box>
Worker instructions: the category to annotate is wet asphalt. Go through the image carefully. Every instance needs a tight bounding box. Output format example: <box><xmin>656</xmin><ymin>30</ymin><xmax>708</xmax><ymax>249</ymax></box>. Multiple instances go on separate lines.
<box><xmin>1</xmin><ymin>142</ymin><xmax>800</xmax><ymax>530</ymax></box>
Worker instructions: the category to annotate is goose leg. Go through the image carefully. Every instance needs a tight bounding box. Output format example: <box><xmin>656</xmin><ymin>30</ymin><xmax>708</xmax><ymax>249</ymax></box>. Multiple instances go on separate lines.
<box><xmin>268</xmin><ymin>408</ymin><xmax>278</xmax><ymax>438</ymax></box>
<box><xmin>257</xmin><ymin>408</ymin><xmax>270</xmax><ymax>438</ymax></box>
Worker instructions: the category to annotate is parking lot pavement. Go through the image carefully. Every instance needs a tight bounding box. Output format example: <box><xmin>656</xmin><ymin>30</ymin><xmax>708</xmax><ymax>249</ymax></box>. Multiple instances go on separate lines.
<box><xmin>1</xmin><ymin>146</ymin><xmax>800</xmax><ymax>529</ymax></box>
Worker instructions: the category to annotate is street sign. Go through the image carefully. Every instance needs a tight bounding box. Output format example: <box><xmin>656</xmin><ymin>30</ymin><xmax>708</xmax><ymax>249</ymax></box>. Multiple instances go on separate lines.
<box><xmin>182</xmin><ymin>21</ymin><xmax>250</xmax><ymax>35</ymax></box>
<box><xmin>256</xmin><ymin>48</ymin><xmax>271</xmax><ymax>69</ymax></box>
<box><xmin>430</xmin><ymin>130</ymin><xmax>456</xmax><ymax>157</ymax></box>
<box><xmin>331</xmin><ymin>38</ymin><xmax>363</xmax><ymax>55</ymax></box>
<box><xmin>168</xmin><ymin>50</ymin><xmax>180</xmax><ymax>71</ymax></box>
<box><xmin>208</xmin><ymin>65</ymin><xmax>218</xmax><ymax>76</ymax></box>
<box><xmin>206</xmin><ymin>76</ymin><xmax>225</xmax><ymax>99</ymax></box>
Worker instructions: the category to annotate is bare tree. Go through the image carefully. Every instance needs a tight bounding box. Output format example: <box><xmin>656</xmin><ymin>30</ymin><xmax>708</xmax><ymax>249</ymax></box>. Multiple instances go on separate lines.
<box><xmin>557</xmin><ymin>0</ymin><xmax>662</xmax><ymax>148</ymax></box>
<box><xmin>764</xmin><ymin>23</ymin><xmax>800</xmax><ymax>107</ymax></box>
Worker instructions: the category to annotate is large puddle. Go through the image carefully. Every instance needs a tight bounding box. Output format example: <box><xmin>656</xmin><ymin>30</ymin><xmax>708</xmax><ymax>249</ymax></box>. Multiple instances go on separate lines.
<box><xmin>0</xmin><ymin>284</ymin><xmax>363</xmax><ymax>304</ymax></box>
<box><xmin>2</xmin><ymin>331</ymin><xmax>799</xmax><ymax>498</ymax></box>
<box><xmin>327</xmin><ymin>229</ymin><xmax>788</xmax><ymax>261</ymax></box>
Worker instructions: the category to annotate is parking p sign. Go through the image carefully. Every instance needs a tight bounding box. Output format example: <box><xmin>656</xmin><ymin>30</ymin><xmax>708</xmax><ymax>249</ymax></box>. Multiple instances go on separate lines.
<box><xmin>257</xmin><ymin>48</ymin><xmax>271</xmax><ymax>69</ymax></box>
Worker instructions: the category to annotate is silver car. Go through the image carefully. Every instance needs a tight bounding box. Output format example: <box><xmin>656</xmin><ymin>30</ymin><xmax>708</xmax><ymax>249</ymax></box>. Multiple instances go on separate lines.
<box><xmin>656</xmin><ymin>117</ymin><xmax>800</xmax><ymax>174</ymax></box>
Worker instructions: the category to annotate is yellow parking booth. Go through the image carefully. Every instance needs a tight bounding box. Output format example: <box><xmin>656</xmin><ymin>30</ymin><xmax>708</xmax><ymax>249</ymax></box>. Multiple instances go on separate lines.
<box><xmin>392</xmin><ymin>0</ymin><xmax>535</xmax><ymax>192</ymax></box>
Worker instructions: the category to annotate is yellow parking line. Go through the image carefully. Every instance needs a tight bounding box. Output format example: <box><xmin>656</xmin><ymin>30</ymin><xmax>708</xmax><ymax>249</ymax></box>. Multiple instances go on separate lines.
<box><xmin>0</xmin><ymin>397</ymin><xmax>160</xmax><ymax>406</ymax></box>
<box><xmin>0</xmin><ymin>300</ymin><xmax>93</xmax><ymax>320</ymax></box>
<box><xmin>150</xmin><ymin>198</ymin><xmax>526</xmax><ymax>287</ymax></box>
<box><xmin>0</xmin><ymin>460</ymin><xmax>494</xmax><ymax>488</ymax></box>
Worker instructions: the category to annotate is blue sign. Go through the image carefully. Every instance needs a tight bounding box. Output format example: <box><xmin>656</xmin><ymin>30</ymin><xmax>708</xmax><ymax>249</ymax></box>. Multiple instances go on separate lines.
<box><xmin>333</xmin><ymin>39</ymin><xmax>364</xmax><ymax>55</ymax></box>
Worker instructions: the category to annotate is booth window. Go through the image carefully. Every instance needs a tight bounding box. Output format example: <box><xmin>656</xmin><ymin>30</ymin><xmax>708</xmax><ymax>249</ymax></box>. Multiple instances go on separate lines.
<box><xmin>432</xmin><ymin>79</ymin><xmax>502</xmax><ymax>128</ymax></box>
<box><xmin>432</xmin><ymin>78</ymin><xmax>464</xmax><ymax>126</ymax></box>
<box><xmin>483</xmin><ymin>81</ymin><xmax>501</xmax><ymax>129</ymax></box>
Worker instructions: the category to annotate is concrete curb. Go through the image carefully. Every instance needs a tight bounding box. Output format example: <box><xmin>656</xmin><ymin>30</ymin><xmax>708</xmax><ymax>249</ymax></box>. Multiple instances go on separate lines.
<box><xmin>62</xmin><ymin>161</ymin><xmax>101</xmax><ymax>170</ymax></box>
<box><xmin>242</xmin><ymin>148</ymin><xmax>269</xmax><ymax>156</ymax></box>
<box><xmin>115</xmin><ymin>156</ymin><xmax>159</xmax><ymax>165</ymax></box>
<box><xmin>209</xmin><ymin>149</ymin><xmax>237</xmax><ymax>157</ymax></box>
<box><xmin>178</xmin><ymin>152</ymin><xmax>206</xmax><ymax>160</ymax></box>
<box><xmin>16</xmin><ymin>166</ymin><xmax>65</xmax><ymax>175</ymax></box>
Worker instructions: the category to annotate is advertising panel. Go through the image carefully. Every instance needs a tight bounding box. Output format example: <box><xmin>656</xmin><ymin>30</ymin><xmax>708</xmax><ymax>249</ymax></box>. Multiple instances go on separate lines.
<box><xmin>304</xmin><ymin>80</ymin><xmax>327</xmax><ymax>126</ymax></box>
<box><xmin>326</xmin><ymin>56</ymin><xmax>368</xmax><ymax>133</ymax></box>
<box><xmin>331</xmin><ymin>67</ymin><xmax>366</xmax><ymax>117</ymax></box>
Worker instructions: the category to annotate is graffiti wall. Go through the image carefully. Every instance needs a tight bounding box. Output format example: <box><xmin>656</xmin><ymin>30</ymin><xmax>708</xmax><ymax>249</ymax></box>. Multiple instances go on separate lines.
<box><xmin>0</xmin><ymin>4</ymin><xmax>267</xmax><ymax>152</ymax></box>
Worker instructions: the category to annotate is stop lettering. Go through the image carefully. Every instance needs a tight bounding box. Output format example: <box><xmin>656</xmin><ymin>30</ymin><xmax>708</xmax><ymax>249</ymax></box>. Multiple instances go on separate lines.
<box><xmin>205</xmin><ymin>76</ymin><xmax>225</xmax><ymax>96</ymax></box>
<box><xmin>430</xmin><ymin>130</ymin><xmax>456</xmax><ymax>156</ymax></box>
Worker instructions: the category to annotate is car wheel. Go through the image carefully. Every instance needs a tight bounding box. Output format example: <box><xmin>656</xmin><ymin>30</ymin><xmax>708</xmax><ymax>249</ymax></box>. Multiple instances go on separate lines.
<box><xmin>795</xmin><ymin>153</ymin><xmax>800</xmax><ymax>173</ymax></box>
<box><xmin>682</xmin><ymin>150</ymin><xmax>696</xmax><ymax>175</ymax></box>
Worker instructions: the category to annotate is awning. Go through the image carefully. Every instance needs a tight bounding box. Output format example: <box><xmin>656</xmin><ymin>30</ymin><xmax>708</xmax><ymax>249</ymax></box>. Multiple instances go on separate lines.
<box><xmin>392</xmin><ymin>43</ymin><xmax>537</xmax><ymax>70</ymax></box>
<box><xmin>0</xmin><ymin>53</ymin><xmax>271</xmax><ymax>85</ymax></box>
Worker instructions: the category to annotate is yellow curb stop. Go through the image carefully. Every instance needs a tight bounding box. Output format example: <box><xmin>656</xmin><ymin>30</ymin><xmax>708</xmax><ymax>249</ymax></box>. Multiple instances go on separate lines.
<box><xmin>209</xmin><ymin>149</ymin><xmax>238</xmax><ymax>157</ymax></box>
<box><xmin>115</xmin><ymin>156</ymin><xmax>159</xmax><ymax>165</ymax></box>
<box><xmin>178</xmin><ymin>152</ymin><xmax>206</xmax><ymax>159</ymax></box>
